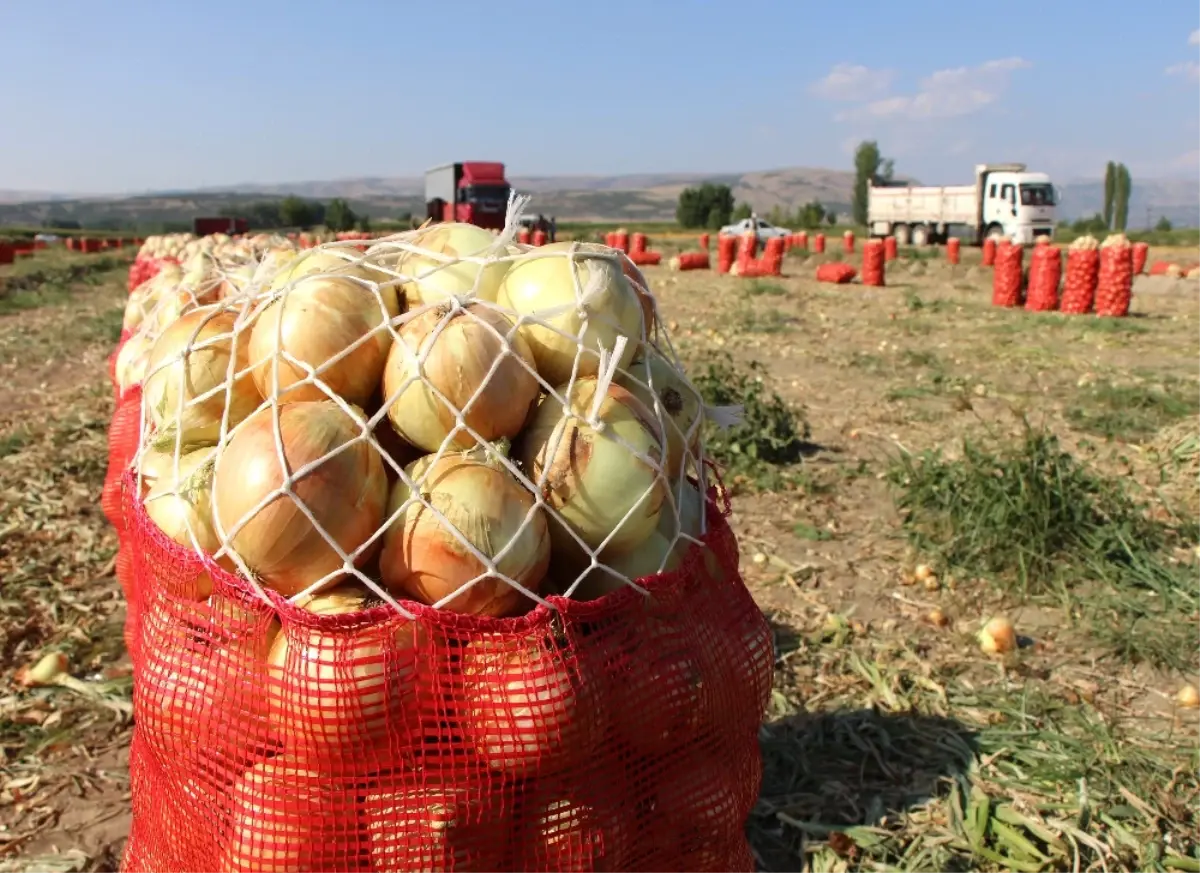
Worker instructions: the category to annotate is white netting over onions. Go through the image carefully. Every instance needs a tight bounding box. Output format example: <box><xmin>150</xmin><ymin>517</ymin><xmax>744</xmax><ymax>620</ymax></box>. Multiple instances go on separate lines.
<box><xmin>131</xmin><ymin>197</ymin><xmax>740</xmax><ymax>618</ymax></box>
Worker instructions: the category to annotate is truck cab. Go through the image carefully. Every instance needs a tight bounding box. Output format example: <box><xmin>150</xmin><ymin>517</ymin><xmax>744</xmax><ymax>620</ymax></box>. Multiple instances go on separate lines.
<box><xmin>424</xmin><ymin>162</ymin><xmax>511</xmax><ymax>231</ymax></box>
<box><xmin>979</xmin><ymin>165</ymin><xmax>1056</xmax><ymax>244</ymax></box>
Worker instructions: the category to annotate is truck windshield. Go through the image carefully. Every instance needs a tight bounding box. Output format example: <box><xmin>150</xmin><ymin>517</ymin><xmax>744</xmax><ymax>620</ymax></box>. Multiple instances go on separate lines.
<box><xmin>462</xmin><ymin>185</ymin><xmax>509</xmax><ymax>204</ymax></box>
<box><xmin>1019</xmin><ymin>184</ymin><xmax>1055</xmax><ymax>206</ymax></box>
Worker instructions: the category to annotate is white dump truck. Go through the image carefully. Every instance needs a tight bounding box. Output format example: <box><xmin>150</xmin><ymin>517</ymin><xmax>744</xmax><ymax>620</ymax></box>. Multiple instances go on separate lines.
<box><xmin>868</xmin><ymin>163</ymin><xmax>1057</xmax><ymax>246</ymax></box>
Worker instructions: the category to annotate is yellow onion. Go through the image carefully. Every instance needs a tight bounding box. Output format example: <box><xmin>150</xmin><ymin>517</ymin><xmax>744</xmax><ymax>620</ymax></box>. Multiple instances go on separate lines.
<box><xmin>266</xmin><ymin>583</ymin><xmax>420</xmax><ymax>749</ymax></box>
<box><xmin>517</xmin><ymin>377</ymin><xmax>665</xmax><ymax>553</ymax></box>
<box><xmin>143</xmin><ymin>447</ymin><xmax>220</xmax><ymax>599</ymax></box>
<box><xmin>147</xmin><ymin>286</ymin><xmax>207</xmax><ymax>335</ymax></box>
<box><xmin>252</xmin><ymin>248</ymin><xmax>299</xmax><ymax>286</ymax></box>
<box><xmin>979</xmin><ymin>616</ymin><xmax>1017</xmax><ymax>654</ymax></box>
<box><xmin>249</xmin><ymin>274</ymin><xmax>398</xmax><ymax>405</ymax></box>
<box><xmin>572</xmin><ymin>241</ymin><xmax>656</xmax><ymax>336</ymax></box>
<box><xmin>143</xmin><ymin>307</ymin><xmax>262</xmax><ymax>449</ymax></box>
<box><xmin>115</xmin><ymin>331</ymin><xmax>155</xmax><ymax>393</ymax></box>
<box><xmin>383</xmin><ymin>222</ymin><xmax>508</xmax><ymax>306</ymax></box>
<box><xmin>212</xmin><ymin>400</ymin><xmax>388</xmax><ymax>597</ymax></box>
<box><xmin>382</xmin><ymin>303</ymin><xmax>539</xmax><ymax>453</ymax></box>
<box><xmin>379</xmin><ymin>453</ymin><xmax>548</xmax><ymax>616</ymax></box>
<box><xmin>614</xmin><ymin>346</ymin><xmax>702</xmax><ymax>478</ymax></box>
<box><xmin>216</xmin><ymin>263</ymin><xmax>257</xmax><ymax>300</ymax></box>
<box><xmin>496</xmin><ymin>242</ymin><xmax>644</xmax><ymax>386</ymax></box>
<box><xmin>365</xmin><ymin>782</ymin><xmax>509</xmax><ymax>872</ymax></box>
<box><xmin>511</xmin><ymin>784</ymin><xmax>632</xmax><ymax>872</ymax></box>
<box><xmin>267</xmin><ymin>247</ymin><xmax>390</xmax><ymax>293</ymax></box>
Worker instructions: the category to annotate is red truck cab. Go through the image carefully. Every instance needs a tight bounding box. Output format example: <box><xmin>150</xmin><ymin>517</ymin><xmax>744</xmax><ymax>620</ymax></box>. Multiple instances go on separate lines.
<box><xmin>424</xmin><ymin>162</ymin><xmax>511</xmax><ymax>231</ymax></box>
<box><xmin>193</xmin><ymin>216</ymin><xmax>248</xmax><ymax>236</ymax></box>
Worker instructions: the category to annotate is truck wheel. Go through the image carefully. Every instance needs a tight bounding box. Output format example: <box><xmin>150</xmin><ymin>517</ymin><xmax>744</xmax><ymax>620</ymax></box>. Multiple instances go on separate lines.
<box><xmin>892</xmin><ymin>224</ymin><xmax>910</xmax><ymax>246</ymax></box>
<box><xmin>911</xmin><ymin>225</ymin><xmax>930</xmax><ymax>247</ymax></box>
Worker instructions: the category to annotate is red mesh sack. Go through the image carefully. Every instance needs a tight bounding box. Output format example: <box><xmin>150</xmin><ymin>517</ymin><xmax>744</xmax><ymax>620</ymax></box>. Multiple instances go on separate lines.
<box><xmin>813</xmin><ymin>233</ymin><xmax>826</xmax><ymax>254</ymax></box>
<box><xmin>735</xmin><ymin>232</ymin><xmax>757</xmax><ymax>273</ymax></box>
<box><xmin>815</xmin><ymin>262</ymin><xmax>856</xmax><ymax>284</ymax></box>
<box><xmin>883</xmin><ymin>236</ymin><xmax>897</xmax><ymax>262</ymax></box>
<box><xmin>1132</xmin><ymin>239</ymin><xmax>1152</xmax><ymax>274</ymax></box>
<box><xmin>842</xmin><ymin>230</ymin><xmax>855</xmax><ymax>254</ymax></box>
<box><xmin>630</xmin><ymin>233</ymin><xmax>648</xmax><ymax>254</ymax></box>
<box><xmin>982</xmin><ymin>238</ymin><xmax>997</xmax><ymax>267</ymax></box>
<box><xmin>669</xmin><ymin>252</ymin><xmax>711</xmax><ymax>271</ymax></box>
<box><xmin>946</xmin><ymin>237</ymin><xmax>961</xmax><ymax>266</ymax></box>
<box><xmin>612</xmin><ymin>230</ymin><xmax>629</xmax><ymax>253</ymax></box>
<box><xmin>120</xmin><ymin>228</ymin><xmax>770</xmax><ymax>873</ymax></box>
<box><xmin>759</xmin><ymin>238</ymin><xmax>785</xmax><ymax>276</ymax></box>
<box><xmin>861</xmin><ymin>240</ymin><xmax>885</xmax><ymax>287</ymax></box>
<box><xmin>991</xmin><ymin>242</ymin><xmax>1023</xmax><ymax>307</ymax></box>
<box><xmin>103</xmin><ymin>385</ymin><xmax>145</xmax><ymax>660</ymax></box>
<box><xmin>1148</xmin><ymin>259</ymin><xmax>1174</xmax><ymax>277</ymax></box>
<box><xmin>716</xmin><ymin>235</ymin><xmax>737</xmax><ymax>273</ymax></box>
<box><xmin>531</xmin><ymin>230</ymin><xmax>547</xmax><ymax>247</ymax></box>
<box><xmin>1024</xmin><ymin>244</ymin><xmax>1061</xmax><ymax>312</ymax></box>
<box><xmin>698</xmin><ymin>233</ymin><xmax>710</xmax><ymax>251</ymax></box>
<box><xmin>1096</xmin><ymin>236</ymin><xmax>1134</xmax><ymax>317</ymax></box>
<box><xmin>628</xmin><ymin>250</ymin><xmax>662</xmax><ymax>267</ymax></box>
<box><xmin>793</xmin><ymin>231</ymin><xmax>808</xmax><ymax>251</ymax></box>
<box><xmin>1061</xmin><ymin>239</ymin><xmax>1100</xmax><ymax>314</ymax></box>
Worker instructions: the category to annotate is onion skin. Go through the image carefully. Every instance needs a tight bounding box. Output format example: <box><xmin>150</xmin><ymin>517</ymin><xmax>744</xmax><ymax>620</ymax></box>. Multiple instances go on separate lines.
<box><xmin>572</xmin><ymin>242</ymin><xmax>656</xmax><ymax>338</ymax></box>
<box><xmin>266</xmin><ymin>583</ymin><xmax>420</xmax><ymax>750</ymax></box>
<box><xmin>115</xmin><ymin>332</ymin><xmax>155</xmax><ymax>393</ymax></box>
<box><xmin>512</xmin><ymin>786</ymin><xmax>632</xmax><ymax>873</ymax></box>
<box><xmin>614</xmin><ymin>347</ymin><xmax>701</xmax><ymax>479</ymax></box>
<box><xmin>143</xmin><ymin>447</ymin><xmax>221</xmax><ymax>599</ymax></box>
<box><xmin>365</xmin><ymin>783</ymin><xmax>509</xmax><ymax>872</ymax></box>
<box><xmin>212</xmin><ymin>400</ymin><xmax>388</xmax><ymax>597</ymax></box>
<box><xmin>382</xmin><ymin>303</ymin><xmax>540</xmax><ymax>454</ymax></box>
<box><xmin>461</xmin><ymin>637</ymin><xmax>605</xmax><ymax>778</ymax></box>
<box><xmin>379</xmin><ymin>453</ymin><xmax>549</xmax><ymax>617</ymax></box>
<box><xmin>496</xmin><ymin>242</ymin><xmax>644</xmax><ymax>386</ymax></box>
<box><xmin>385</xmin><ymin>222</ymin><xmax>508</xmax><ymax>306</ymax></box>
<box><xmin>249</xmin><ymin>274</ymin><xmax>398</xmax><ymax>405</ymax></box>
<box><xmin>517</xmin><ymin>377</ymin><xmax>666</xmax><ymax>553</ymax></box>
<box><xmin>143</xmin><ymin>307</ymin><xmax>263</xmax><ymax>449</ymax></box>
<box><xmin>267</xmin><ymin>246</ymin><xmax>392</xmax><ymax>294</ymax></box>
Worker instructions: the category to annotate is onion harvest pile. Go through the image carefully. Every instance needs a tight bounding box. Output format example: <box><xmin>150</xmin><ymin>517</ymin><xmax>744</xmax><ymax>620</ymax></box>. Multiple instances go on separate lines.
<box><xmin>110</xmin><ymin>210</ymin><xmax>773</xmax><ymax>873</ymax></box>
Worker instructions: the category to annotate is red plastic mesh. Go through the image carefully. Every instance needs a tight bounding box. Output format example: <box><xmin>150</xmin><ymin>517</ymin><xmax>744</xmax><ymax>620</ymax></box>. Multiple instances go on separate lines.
<box><xmin>981</xmin><ymin>238</ymin><xmax>997</xmax><ymax>267</ymax></box>
<box><xmin>1060</xmin><ymin>249</ymin><xmax>1100</xmax><ymax>315</ymax></box>
<box><xmin>120</xmin><ymin>471</ymin><xmax>770</xmax><ymax>873</ymax></box>
<box><xmin>128</xmin><ymin>256</ymin><xmax>176</xmax><ymax>293</ymax></box>
<box><xmin>883</xmin><ymin>236</ymin><xmax>897</xmax><ymax>261</ymax></box>
<box><xmin>815</xmin><ymin>262</ymin><xmax>856</xmax><ymax>284</ymax></box>
<box><xmin>861</xmin><ymin>240</ymin><xmax>885</xmax><ymax>287</ymax></box>
<box><xmin>1095</xmin><ymin>244</ymin><xmax>1134</xmax><ymax>318</ymax></box>
<box><xmin>991</xmin><ymin>242</ymin><xmax>1023</xmax><ymax>307</ymax></box>
<box><xmin>945</xmin><ymin>238</ymin><xmax>960</xmax><ymax>266</ymax></box>
<box><xmin>1132</xmin><ymin>241</ymin><xmax>1149</xmax><ymax>275</ymax></box>
<box><xmin>1024</xmin><ymin>245</ymin><xmax>1061</xmax><ymax>312</ymax></box>
<box><xmin>103</xmin><ymin>385</ymin><xmax>145</xmax><ymax>661</ymax></box>
<box><xmin>716</xmin><ymin>235</ymin><xmax>737</xmax><ymax>274</ymax></box>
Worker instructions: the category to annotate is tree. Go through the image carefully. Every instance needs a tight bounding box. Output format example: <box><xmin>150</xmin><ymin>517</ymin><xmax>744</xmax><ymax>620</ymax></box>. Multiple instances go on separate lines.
<box><xmin>1103</xmin><ymin>161</ymin><xmax>1116</xmax><ymax>229</ymax></box>
<box><xmin>279</xmin><ymin>196</ymin><xmax>325</xmax><ymax>229</ymax></box>
<box><xmin>357</xmin><ymin>214</ymin><xmax>372</xmax><ymax>232</ymax></box>
<box><xmin>731</xmin><ymin>202</ymin><xmax>752</xmax><ymax>222</ymax></box>
<box><xmin>325</xmin><ymin>198</ymin><xmax>358</xmax><ymax>232</ymax></box>
<box><xmin>1155</xmin><ymin>215</ymin><xmax>1173</xmax><ymax>232</ymax></box>
<box><xmin>852</xmin><ymin>140</ymin><xmax>892</xmax><ymax>226</ymax></box>
<box><xmin>1113</xmin><ymin>163</ymin><xmax>1131</xmax><ymax>232</ymax></box>
<box><xmin>794</xmin><ymin>200</ymin><xmax>827</xmax><ymax>229</ymax></box>
<box><xmin>675</xmin><ymin>183</ymin><xmax>735</xmax><ymax>229</ymax></box>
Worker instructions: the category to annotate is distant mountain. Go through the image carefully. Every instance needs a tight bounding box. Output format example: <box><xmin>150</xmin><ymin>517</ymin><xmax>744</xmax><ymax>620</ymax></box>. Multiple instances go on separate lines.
<box><xmin>0</xmin><ymin>168</ymin><xmax>1195</xmax><ymax>229</ymax></box>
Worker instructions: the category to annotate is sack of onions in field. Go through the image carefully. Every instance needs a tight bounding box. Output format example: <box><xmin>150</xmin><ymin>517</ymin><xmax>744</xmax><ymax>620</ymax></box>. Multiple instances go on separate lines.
<box><xmin>669</xmin><ymin>252</ymin><xmax>710</xmax><ymax>271</ymax></box>
<box><xmin>981</xmin><ymin>237</ymin><xmax>997</xmax><ymax>267</ymax></box>
<box><xmin>861</xmin><ymin>239</ymin><xmax>885</xmax><ymax>287</ymax></box>
<box><xmin>815</xmin><ymin>261</ymin><xmax>856</xmax><ymax>284</ymax></box>
<box><xmin>1131</xmin><ymin>241</ymin><xmax>1149</xmax><ymax>275</ymax></box>
<box><xmin>1060</xmin><ymin>235</ymin><xmax>1100</xmax><ymax>314</ymax></box>
<box><xmin>1095</xmin><ymin>234</ymin><xmax>1133</xmax><ymax>318</ymax></box>
<box><xmin>991</xmin><ymin>241</ymin><xmax>1023</xmax><ymax>307</ymax></box>
<box><xmin>121</xmin><ymin>220</ymin><xmax>773</xmax><ymax>873</ymax></box>
<box><xmin>1024</xmin><ymin>243</ymin><xmax>1061</xmax><ymax>312</ymax></box>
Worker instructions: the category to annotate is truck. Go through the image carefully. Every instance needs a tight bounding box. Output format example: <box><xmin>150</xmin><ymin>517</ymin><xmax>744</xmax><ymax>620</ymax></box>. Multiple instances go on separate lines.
<box><xmin>424</xmin><ymin>162</ymin><xmax>511</xmax><ymax>231</ymax></box>
<box><xmin>867</xmin><ymin>163</ymin><xmax>1057</xmax><ymax>246</ymax></box>
<box><xmin>193</xmin><ymin>216</ymin><xmax>249</xmax><ymax>237</ymax></box>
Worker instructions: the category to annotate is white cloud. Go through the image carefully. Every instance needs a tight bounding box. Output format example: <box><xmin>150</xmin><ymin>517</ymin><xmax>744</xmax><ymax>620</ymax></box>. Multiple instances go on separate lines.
<box><xmin>1166</xmin><ymin>60</ymin><xmax>1200</xmax><ymax>81</ymax></box>
<box><xmin>809</xmin><ymin>64</ymin><xmax>895</xmax><ymax>101</ymax></box>
<box><xmin>836</xmin><ymin>57</ymin><xmax>1032</xmax><ymax>122</ymax></box>
<box><xmin>1189</xmin><ymin>28</ymin><xmax>1199</xmax><ymax>46</ymax></box>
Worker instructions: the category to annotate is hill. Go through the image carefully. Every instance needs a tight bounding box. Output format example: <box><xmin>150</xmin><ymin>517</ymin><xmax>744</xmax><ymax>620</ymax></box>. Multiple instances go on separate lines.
<box><xmin>0</xmin><ymin>168</ymin><xmax>1195</xmax><ymax>229</ymax></box>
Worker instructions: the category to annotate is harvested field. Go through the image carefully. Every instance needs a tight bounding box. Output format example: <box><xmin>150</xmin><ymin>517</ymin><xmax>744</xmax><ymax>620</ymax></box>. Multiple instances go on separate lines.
<box><xmin>0</xmin><ymin>243</ymin><xmax>1197</xmax><ymax>871</ymax></box>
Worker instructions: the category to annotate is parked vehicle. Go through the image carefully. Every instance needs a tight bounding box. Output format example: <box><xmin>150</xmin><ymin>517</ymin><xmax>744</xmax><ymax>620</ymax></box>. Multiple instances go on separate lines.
<box><xmin>718</xmin><ymin>217</ymin><xmax>792</xmax><ymax>244</ymax></box>
<box><xmin>193</xmin><ymin>216</ymin><xmax>248</xmax><ymax>236</ymax></box>
<box><xmin>424</xmin><ymin>162</ymin><xmax>511</xmax><ymax>231</ymax></box>
<box><xmin>868</xmin><ymin>163</ymin><xmax>1057</xmax><ymax>246</ymax></box>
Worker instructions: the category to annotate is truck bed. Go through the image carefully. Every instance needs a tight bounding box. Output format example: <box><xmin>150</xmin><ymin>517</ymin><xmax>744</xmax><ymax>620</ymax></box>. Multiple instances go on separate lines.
<box><xmin>868</xmin><ymin>185</ymin><xmax>977</xmax><ymax>226</ymax></box>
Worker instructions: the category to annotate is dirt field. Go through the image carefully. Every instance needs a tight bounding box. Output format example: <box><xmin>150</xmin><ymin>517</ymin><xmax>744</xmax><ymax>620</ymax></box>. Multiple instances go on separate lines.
<box><xmin>0</xmin><ymin>244</ymin><xmax>1196</xmax><ymax>871</ymax></box>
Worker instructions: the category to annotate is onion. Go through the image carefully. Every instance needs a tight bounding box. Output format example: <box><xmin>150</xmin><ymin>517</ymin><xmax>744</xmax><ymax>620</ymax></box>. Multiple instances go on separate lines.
<box><xmin>1176</xmin><ymin>684</ymin><xmax>1200</xmax><ymax>708</ymax></box>
<box><xmin>212</xmin><ymin>400</ymin><xmax>388</xmax><ymax>597</ymax></box>
<box><xmin>978</xmin><ymin>616</ymin><xmax>1017</xmax><ymax>654</ymax></box>
<box><xmin>267</xmin><ymin>247</ymin><xmax>389</xmax><ymax>292</ymax></box>
<box><xmin>143</xmin><ymin>307</ymin><xmax>263</xmax><ymax>449</ymax></box>
<box><xmin>517</xmin><ymin>376</ymin><xmax>666</xmax><ymax>553</ymax></box>
<box><xmin>383</xmin><ymin>222</ymin><xmax>508</xmax><ymax>306</ymax></box>
<box><xmin>613</xmin><ymin>628</ymin><xmax>709</xmax><ymax>757</ymax></box>
<box><xmin>382</xmin><ymin>303</ymin><xmax>539</xmax><ymax>453</ymax></box>
<box><xmin>266</xmin><ymin>583</ymin><xmax>420</xmax><ymax>750</ymax></box>
<box><xmin>222</xmin><ymin>757</ymin><xmax>349</xmax><ymax>873</ymax></box>
<box><xmin>249</xmin><ymin>274</ymin><xmax>398</xmax><ymax>405</ymax></box>
<box><xmin>513</xmin><ymin>788</ymin><xmax>632</xmax><ymax>873</ymax></box>
<box><xmin>496</xmin><ymin>242</ymin><xmax>644</xmax><ymax>386</ymax></box>
<box><xmin>143</xmin><ymin>447</ymin><xmax>220</xmax><ymax>599</ymax></box>
<box><xmin>654</xmin><ymin>753</ymin><xmax>745</xmax><ymax>859</ymax></box>
<box><xmin>365</xmin><ymin>782</ymin><xmax>509</xmax><ymax>872</ymax></box>
<box><xmin>253</xmin><ymin>248</ymin><xmax>298</xmax><ymax>286</ymax></box>
<box><xmin>115</xmin><ymin>331</ymin><xmax>155</xmax><ymax>393</ymax></box>
<box><xmin>614</xmin><ymin>347</ymin><xmax>702</xmax><ymax>478</ymax></box>
<box><xmin>569</xmin><ymin>242</ymin><xmax>656</xmax><ymax>335</ymax></box>
<box><xmin>461</xmin><ymin>636</ymin><xmax>604</xmax><ymax>777</ymax></box>
<box><xmin>379</xmin><ymin>452</ymin><xmax>548</xmax><ymax>616</ymax></box>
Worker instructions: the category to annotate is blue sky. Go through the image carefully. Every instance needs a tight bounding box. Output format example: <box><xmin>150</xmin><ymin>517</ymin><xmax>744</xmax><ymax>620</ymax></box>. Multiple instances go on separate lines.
<box><xmin>1</xmin><ymin>0</ymin><xmax>1196</xmax><ymax>194</ymax></box>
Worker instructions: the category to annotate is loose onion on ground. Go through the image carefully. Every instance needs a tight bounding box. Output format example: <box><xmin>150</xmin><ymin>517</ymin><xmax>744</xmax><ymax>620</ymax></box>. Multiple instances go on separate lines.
<box><xmin>497</xmin><ymin>242</ymin><xmax>644</xmax><ymax>386</ymax></box>
<box><xmin>382</xmin><ymin>303</ymin><xmax>539</xmax><ymax>453</ymax></box>
<box><xmin>249</xmin><ymin>273</ymin><xmax>399</xmax><ymax>405</ymax></box>
<box><xmin>379</xmin><ymin>452</ymin><xmax>548</xmax><ymax>617</ymax></box>
<box><xmin>143</xmin><ymin>307</ymin><xmax>262</xmax><ymax>449</ymax></box>
<box><xmin>212</xmin><ymin>400</ymin><xmax>388</xmax><ymax>597</ymax></box>
<box><xmin>979</xmin><ymin>616</ymin><xmax>1017</xmax><ymax>654</ymax></box>
<box><xmin>518</xmin><ymin>376</ymin><xmax>666</xmax><ymax>553</ymax></box>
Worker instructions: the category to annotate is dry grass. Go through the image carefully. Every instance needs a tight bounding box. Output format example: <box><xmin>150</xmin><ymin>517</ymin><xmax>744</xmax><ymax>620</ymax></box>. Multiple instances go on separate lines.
<box><xmin>0</xmin><ymin>244</ymin><xmax>1196</xmax><ymax>871</ymax></box>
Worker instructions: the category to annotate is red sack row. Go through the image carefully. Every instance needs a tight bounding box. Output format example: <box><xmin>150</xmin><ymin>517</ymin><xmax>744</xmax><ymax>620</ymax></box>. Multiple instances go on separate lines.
<box><xmin>628</xmin><ymin>250</ymin><xmax>662</xmax><ymax>267</ymax></box>
<box><xmin>883</xmin><ymin>236</ymin><xmax>897</xmax><ymax>261</ymax></box>
<box><xmin>716</xmin><ymin>235</ymin><xmax>737</xmax><ymax>274</ymax></box>
<box><xmin>1025</xmin><ymin>244</ymin><xmax>1061</xmax><ymax>312</ymax></box>
<box><xmin>1060</xmin><ymin>249</ymin><xmax>1100</xmax><ymax>314</ymax></box>
<box><xmin>946</xmin><ymin>238</ymin><xmax>961</xmax><ymax>266</ymax></box>
<box><xmin>861</xmin><ymin>240</ymin><xmax>885</xmax><ymax>287</ymax></box>
<box><xmin>812</xmin><ymin>233</ymin><xmax>826</xmax><ymax>254</ymax></box>
<box><xmin>1096</xmin><ymin>242</ymin><xmax>1133</xmax><ymax>317</ymax></box>
<box><xmin>815</xmin><ymin>262</ymin><xmax>856</xmax><ymax>284</ymax></box>
<box><xmin>992</xmin><ymin>242</ymin><xmax>1023</xmax><ymax>307</ymax></box>
<box><xmin>982</xmin><ymin>238</ymin><xmax>997</xmax><ymax>267</ymax></box>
